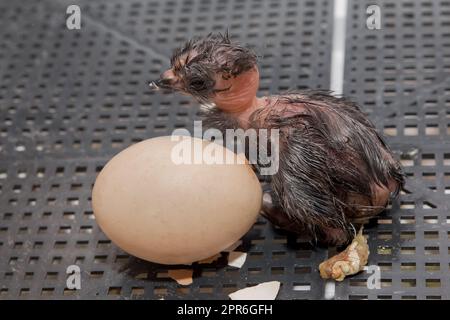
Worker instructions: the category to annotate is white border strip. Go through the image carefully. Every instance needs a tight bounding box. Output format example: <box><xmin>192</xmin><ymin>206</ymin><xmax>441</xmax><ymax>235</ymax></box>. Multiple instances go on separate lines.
<box><xmin>324</xmin><ymin>0</ymin><xmax>348</xmax><ymax>300</ymax></box>
<box><xmin>330</xmin><ymin>0</ymin><xmax>348</xmax><ymax>95</ymax></box>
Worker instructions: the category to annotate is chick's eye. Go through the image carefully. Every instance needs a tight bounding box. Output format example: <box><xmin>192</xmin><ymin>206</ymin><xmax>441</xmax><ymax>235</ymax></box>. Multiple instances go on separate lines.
<box><xmin>189</xmin><ymin>79</ymin><xmax>206</xmax><ymax>90</ymax></box>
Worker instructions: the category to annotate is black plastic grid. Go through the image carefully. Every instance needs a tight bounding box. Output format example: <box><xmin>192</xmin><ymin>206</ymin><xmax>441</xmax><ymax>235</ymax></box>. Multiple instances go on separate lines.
<box><xmin>0</xmin><ymin>0</ymin><xmax>334</xmax><ymax>299</ymax></box>
<box><xmin>341</xmin><ymin>0</ymin><xmax>450</xmax><ymax>299</ymax></box>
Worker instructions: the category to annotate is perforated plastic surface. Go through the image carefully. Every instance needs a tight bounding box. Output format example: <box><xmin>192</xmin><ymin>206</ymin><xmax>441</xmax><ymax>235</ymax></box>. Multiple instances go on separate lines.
<box><xmin>0</xmin><ymin>0</ymin><xmax>333</xmax><ymax>299</ymax></box>
<box><xmin>2</xmin><ymin>0</ymin><xmax>448</xmax><ymax>301</ymax></box>
<box><xmin>340</xmin><ymin>0</ymin><xmax>450</xmax><ymax>300</ymax></box>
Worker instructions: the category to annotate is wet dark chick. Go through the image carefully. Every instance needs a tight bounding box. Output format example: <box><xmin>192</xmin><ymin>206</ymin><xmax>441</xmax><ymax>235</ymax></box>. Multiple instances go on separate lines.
<box><xmin>151</xmin><ymin>33</ymin><xmax>405</xmax><ymax>246</ymax></box>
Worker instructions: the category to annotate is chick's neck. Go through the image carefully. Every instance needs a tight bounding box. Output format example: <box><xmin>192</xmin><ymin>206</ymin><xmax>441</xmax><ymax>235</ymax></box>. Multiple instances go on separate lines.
<box><xmin>211</xmin><ymin>69</ymin><xmax>265</xmax><ymax>129</ymax></box>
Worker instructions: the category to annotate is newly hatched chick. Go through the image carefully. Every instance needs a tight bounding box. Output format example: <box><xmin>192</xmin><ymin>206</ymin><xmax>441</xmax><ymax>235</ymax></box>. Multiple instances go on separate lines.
<box><xmin>150</xmin><ymin>32</ymin><xmax>404</xmax><ymax>246</ymax></box>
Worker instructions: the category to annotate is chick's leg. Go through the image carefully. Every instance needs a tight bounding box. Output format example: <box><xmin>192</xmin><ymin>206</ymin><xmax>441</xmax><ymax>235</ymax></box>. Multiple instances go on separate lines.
<box><xmin>261</xmin><ymin>192</ymin><xmax>305</xmax><ymax>234</ymax></box>
<box><xmin>261</xmin><ymin>191</ymin><xmax>351</xmax><ymax>245</ymax></box>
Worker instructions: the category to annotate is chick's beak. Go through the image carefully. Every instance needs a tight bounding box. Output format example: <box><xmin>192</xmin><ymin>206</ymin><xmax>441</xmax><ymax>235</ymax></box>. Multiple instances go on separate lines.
<box><xmin>149</xmin><ymin>69</ymin><xmax>178</xmax><ymax>91</ymax></box>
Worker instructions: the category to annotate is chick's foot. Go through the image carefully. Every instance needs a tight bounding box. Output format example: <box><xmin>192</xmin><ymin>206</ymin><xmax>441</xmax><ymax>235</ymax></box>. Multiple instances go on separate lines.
<box><xmin>319</xmin><ymin>228</ymin><xmax>369</xmax><ymax>281</ymax></box>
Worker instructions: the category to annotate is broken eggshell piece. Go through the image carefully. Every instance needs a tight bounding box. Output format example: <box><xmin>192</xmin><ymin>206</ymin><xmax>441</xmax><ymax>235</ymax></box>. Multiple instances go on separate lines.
<box><xmin>227</xmin><ymin>251</ymin><xmax>247</xmax><ymax>268</ymax></box>
<box><xmin>229</xmin><ymin>281</ymin><xmax>281</xmax><ymax>300</ymax></box>
<box><xmin>168</xmin><ymin>269</ymin><xmax>193</xmax><ymax>286</ymax></box>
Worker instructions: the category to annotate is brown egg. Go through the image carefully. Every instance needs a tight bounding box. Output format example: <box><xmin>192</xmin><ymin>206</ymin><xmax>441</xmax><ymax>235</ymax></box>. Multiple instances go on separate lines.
<box><xmin>92</xmin><ymin>136</ymin><xmax>262</xmax><ymax>264</ymax></box>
